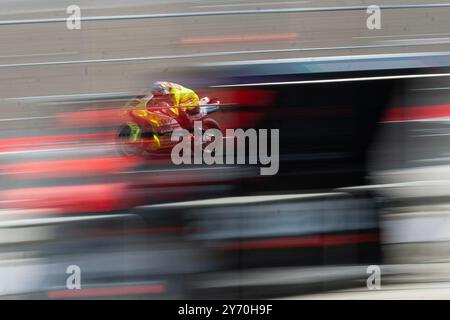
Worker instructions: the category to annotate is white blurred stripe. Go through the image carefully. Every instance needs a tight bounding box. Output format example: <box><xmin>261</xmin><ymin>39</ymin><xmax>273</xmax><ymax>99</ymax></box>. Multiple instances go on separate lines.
<box><xmin>204</xmin><ymin>51</ymin><xmax>450</xmax><ymax>66</ymax></box>
<box><xmin>384</xmin><ymin>213</ymin><xmax>450</xmax><ymax>244</ymax></box>
<box><xmin>354</xmin><ymin>32</ymin><xmax>450</xmax><ymax>39</ymax></box>
<box><xmin>0</xmin><ymin>116</ymin><xmax>53</xmax><ymax>122</ymax></box>
<box><xmin>141</xmin><ymin>192</ymin><xmax>343</xmax><ymax>208</ymax></box>
<box><xmin>211</xmin><ymin>72</ymin><xmax>450</xmax><ymax>88</ymax></box>
<box><xmin>412</xmin><ymin>87</ymin><xmax>450</xmax><ymax>91</ymax></box>
<box><xmin>195</xmin><ymin>1</ymin><xmax>311</xmax><ymax>8</ymax></box>
<box><xmin>289</xmin><ymin>282</ymin><xmax>450</xmax><ymax>299</ymax></box>
<box><xmin>0</xmin><ymin>213</ymin><xmax>133</xmax><ymax>228</ymax></box>
<box><xmin>378</xmin><ymin>37</ymin><xmax>450</xmax><ymax>45</ymax></box>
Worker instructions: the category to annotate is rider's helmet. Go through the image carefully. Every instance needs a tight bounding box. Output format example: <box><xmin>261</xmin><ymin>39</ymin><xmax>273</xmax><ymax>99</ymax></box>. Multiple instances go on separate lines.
<box><xmin>151</xmin><ymin>81</ymin><xmax>170</xmax><ymax>96</ymax></box>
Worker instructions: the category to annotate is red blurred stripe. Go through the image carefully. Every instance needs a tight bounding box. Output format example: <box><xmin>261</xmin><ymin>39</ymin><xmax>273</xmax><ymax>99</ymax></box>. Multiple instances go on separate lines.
<box><xmin>0</xmin><ymin>132</ymin><xmax>115</xmax><ymax>152</ymax></box>
<box><xmin>382</xmin><ymin>104</ymin><xmax>450</xmax><ymax>122</ymax></box>
<box><xmin>57</xmin><ymin>109</ymin><xmax>124</xmax><ymax>128</ymax></box>
<box><xmin>0</xmin><ymin>183</ymin><xmax>141</xmax><ymax>214</ymax></box>
<box><xmin>222</xmin><ymin>233</ymin><xmax>379</xmax><ymax>250</ymax></box>
<box><xmin>48</xmin><ymin>284</ymin><xmax>165</xmax><ymax>298</ymax></box>
<box><xmin>206</xmin><ymin>88</ymin><xmax>276</xmax><ymax>107</ymax></box>
<box><xmin>0</xmin><ymin>157</ymin><xmax>139</xmax><ymax>179</ymax></box>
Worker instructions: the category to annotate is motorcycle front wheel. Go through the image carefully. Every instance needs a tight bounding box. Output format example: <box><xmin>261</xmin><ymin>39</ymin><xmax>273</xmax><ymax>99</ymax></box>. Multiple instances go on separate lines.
<box><xmin>115</xmin><ymin>124</ymin><xmax>145</xmax><ymax>157</ymax></box>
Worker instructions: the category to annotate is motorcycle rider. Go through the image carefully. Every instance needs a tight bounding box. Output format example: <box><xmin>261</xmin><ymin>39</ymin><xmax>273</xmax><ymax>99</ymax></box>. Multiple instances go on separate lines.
<box><xmin>149</xmin><ymin>81</ymin><xmax>201</xmax><ymax>130</ymax></box>
<box><xmin>120</xmin><ymin>81</ymin><xmax>217</xmax><ymax>154</ymax></box>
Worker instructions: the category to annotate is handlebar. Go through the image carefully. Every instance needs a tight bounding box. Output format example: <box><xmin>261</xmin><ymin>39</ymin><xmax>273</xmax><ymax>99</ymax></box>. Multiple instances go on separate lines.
<box><xmin>201</xmin><ymin>105</ymin><xmax>220</xmax><ymax>114</ymax></box>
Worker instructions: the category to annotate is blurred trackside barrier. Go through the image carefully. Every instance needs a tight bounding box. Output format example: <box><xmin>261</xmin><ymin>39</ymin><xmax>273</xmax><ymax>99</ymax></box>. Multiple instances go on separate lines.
<box><xmin>132</xmin><ymin>191</ymin><xmax>381</xmax><ymax>299</ymax></box>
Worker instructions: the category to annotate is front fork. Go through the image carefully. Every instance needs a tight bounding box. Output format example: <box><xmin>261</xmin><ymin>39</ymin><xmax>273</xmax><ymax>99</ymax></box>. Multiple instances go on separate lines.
<box><xmin>128</xmin><ymin>122</ymin><xmax>141</xmax><ymax>142</ymax></box>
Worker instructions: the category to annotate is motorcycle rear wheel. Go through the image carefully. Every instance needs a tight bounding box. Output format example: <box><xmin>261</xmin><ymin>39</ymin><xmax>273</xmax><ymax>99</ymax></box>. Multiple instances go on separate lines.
<box><xmin>201</xmin><ymin>118</ymin><xmax>221</xmax><ymax>132</ymax></box>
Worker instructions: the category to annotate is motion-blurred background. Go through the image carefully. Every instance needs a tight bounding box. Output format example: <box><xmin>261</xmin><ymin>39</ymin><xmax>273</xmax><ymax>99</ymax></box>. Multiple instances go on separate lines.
<box><xmin>1</xmin><ymin>0</ymin><xmax>450</xmax><ymax>299</ymax></box>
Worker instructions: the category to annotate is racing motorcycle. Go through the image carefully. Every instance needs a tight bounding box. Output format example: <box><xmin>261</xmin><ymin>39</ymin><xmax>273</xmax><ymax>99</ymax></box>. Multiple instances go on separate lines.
<box><xmin>116</xmin><ymin>95</ymin><xmax>221</xmax><ymax>158</ymax></box>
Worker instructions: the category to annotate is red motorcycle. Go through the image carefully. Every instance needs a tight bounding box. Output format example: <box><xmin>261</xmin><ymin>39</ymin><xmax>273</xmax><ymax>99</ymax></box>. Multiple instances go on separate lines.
<box><xmin>116</xmin><ymin>96</ymin><xmax>221</xmax><ymax>158</ymax></box>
